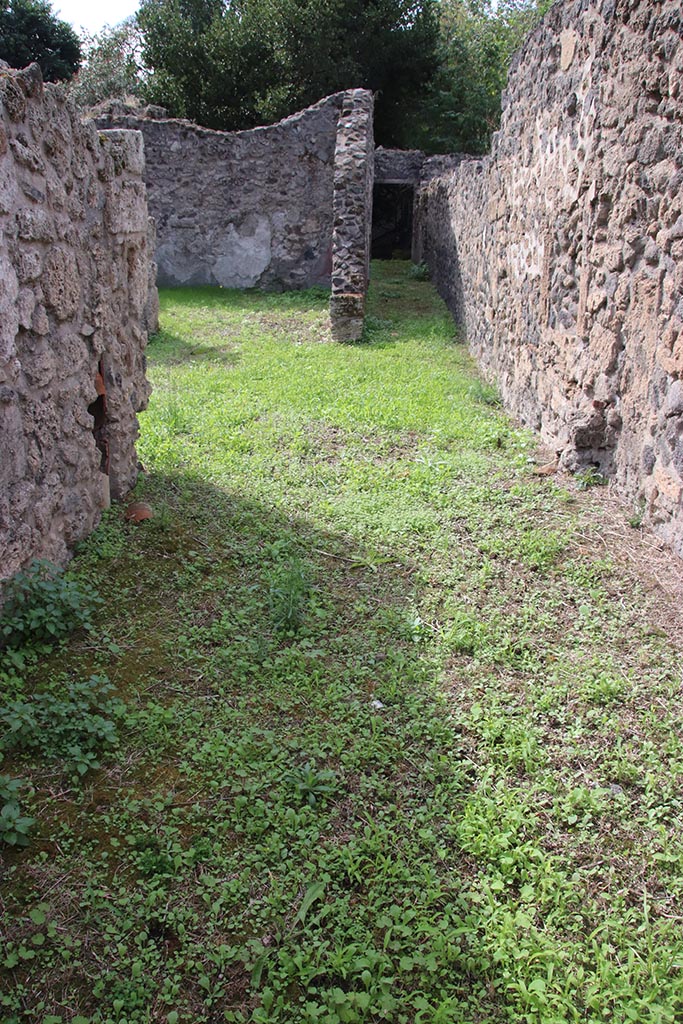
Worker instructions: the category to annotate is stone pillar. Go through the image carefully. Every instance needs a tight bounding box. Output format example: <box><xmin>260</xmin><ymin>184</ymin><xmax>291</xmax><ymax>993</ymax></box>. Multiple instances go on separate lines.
<box><xmin>330</xmin><ymin>90</ymin><xmax>374</xmax><ymax>342</ymax></box>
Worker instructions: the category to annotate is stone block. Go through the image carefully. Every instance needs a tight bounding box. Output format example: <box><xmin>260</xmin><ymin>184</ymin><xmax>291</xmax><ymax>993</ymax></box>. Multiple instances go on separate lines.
<box><xmin>42</xmin><ymin>247</ymin><xmax>81</xmax><ymax>320</ymax></box>
<box><xmin>105</xmin><ymin>179</ymin><xmax>148</xmax><ymax>235</ymax></box>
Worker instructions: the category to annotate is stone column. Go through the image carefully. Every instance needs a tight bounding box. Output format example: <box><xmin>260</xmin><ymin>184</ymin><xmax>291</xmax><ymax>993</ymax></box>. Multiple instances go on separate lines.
<box><xmin>330</xmin><ymin>90</ymin><xmax>374</xmax><ymax>342</ymax></box>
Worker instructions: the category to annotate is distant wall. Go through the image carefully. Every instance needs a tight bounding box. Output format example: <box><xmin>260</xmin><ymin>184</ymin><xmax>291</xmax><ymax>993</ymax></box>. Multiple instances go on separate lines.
<box><xmin>0</xmin><ymin>64</ymin><xmax>155</xmax><ymax>580</ymax></box>
<box><xmin>374</xmin><ymin>147</ymin><xmax>425</xmax><ymax>186</ymax></box>
<box><xmin>97</xmin><ymin>90</ymin><xmax>376</xmax><ymax>341</ymax></box>
<box><xmin>415</xmin><ymin>0</ymin><xmax>683</xmax><ymax>557</ymax></box>
<box><xmin>96</xmin><ymin>95</ymin><xmax>346</xmax><ymax>292</ymax></box>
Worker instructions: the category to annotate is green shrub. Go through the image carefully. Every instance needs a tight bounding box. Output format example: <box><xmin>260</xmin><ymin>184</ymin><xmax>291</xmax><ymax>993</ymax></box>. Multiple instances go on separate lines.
<box><xmin>0</xmin><ymin>560</ymin><xmax>101</xmax><ymax>652</ymax></box>
<box><xmin>267</xmin><ymin>553</ymin><xmax>310</xmax><ymax>634</ymax></box>
<box><xmin>0</xmin><ymin>774</ymin><xmax>35</xmax><ymax>847</ymax></box>
<box><xmin>0</xmin><ymin>675</ymin><xmax>124</xmax><ymax>778</ymax></box>
<box><xmin>283</xmin><ymin>762</ymin><xmax>338</xmax><ymax>807</ymax></box>
<box><xmin>469</xmin><ymin>380</ymin><xmax>503</xmax><ymax>407</ymax></box>
<box><xmin>409</xmin><ymin>261</ymin><xmax>430</xmax><ymax>281</ymax></box>
<box><xmin>575</xmin><ymin>467</ymin><xmax>608</xmax><ymax>490</ymax></box>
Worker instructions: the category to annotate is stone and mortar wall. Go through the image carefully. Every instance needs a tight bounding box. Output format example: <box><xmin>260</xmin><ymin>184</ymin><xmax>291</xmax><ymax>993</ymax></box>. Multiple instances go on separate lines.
<box><xmin>0</xmin><ymin>64</ymin><xmax>155</xmax><ymax>580</ymax></box>
<box><xmin>95</xmin><ymin>95</ymin><xmax>347</xmax><ymax>292</ymax></box>
<box><xmin>374</xmin><ymin>147</ymin><xmax>425</xmax><ymax>185</ymax></box>
<box><xmin>330</xmin><ymin>90</ymin><xmax>374</xmax><ymax>342</ymax></box>
<box><xmin>414</xmin><ymin>0</ymin><xmax>683</xmax><ymax>557</ymax></box>
<box><xmin>98</xmin><ymin>90</ymin><xmax>375</xmax><ymax>341</ymax></box>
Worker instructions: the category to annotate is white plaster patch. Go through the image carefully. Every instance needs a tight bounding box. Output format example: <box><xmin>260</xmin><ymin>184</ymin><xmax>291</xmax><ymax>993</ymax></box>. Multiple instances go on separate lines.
<box><xmin>212</xmin><ymin>216</ymin><xmax>272</xmax><ymax>288</ymax></box>
<box><xmin>155</xmin><ymin>241</ymin><xmax>207</xmax><ymax>286</ymax></box>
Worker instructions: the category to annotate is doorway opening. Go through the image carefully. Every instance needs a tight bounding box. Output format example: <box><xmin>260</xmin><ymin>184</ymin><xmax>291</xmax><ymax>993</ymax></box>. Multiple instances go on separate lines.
<box><xmin>371</xmin><ymin>184</ymin><xmax>414</xmax><ymax>259</ymax></box>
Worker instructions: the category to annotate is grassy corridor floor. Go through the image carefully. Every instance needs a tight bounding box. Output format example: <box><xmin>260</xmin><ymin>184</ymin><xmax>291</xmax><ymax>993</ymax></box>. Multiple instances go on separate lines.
<box><xmin>2</xmin><ymin>263</ymin><xmax>683</xmax><ymax>1024</ymax></box>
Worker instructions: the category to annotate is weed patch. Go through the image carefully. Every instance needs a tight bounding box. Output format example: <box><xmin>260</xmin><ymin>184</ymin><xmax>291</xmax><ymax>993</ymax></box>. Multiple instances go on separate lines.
<box><xmin>1</xmin><ymin>263</ymin><xmax>681</xmax><ymax>1023</ymax></box>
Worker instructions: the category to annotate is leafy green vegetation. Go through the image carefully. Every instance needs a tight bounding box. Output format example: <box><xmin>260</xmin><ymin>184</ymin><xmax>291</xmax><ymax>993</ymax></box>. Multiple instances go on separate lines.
<box><xmin>419</xmin><ymin>0</ymin><xmax>553</xmax><ymax>153</ymax></box>
<box><xmin>74</xmin><ymin>0</ymin><xmax>548</xmax><ymax>152</ymax></box>
<box><xmin>0</xmin><ymin>0</ymin><xmax>81</xmax><ymax>81</ymax></box>
<box><xmin>69</xmin><ymin>17</ymin><xmax>142</xmax><ymax>109</ymax></box>
<box><xmin>0</xmin><ymin>560</ymin><xmax>101</xmax><ymax>653</ymax></box>
<box><xmin>0</xmin><ymin>675</ymin><xmax>124</xmax><ymax>780</ymax></box>
<box><xmin>0</xmin><ymin>774</ymin><xmax>34</xmax><ymax>847</ymax></box>
<box><xmin>1</xmin><ymin>263</ymin><xmax>682</xmax><ymax>1022</ymax></box>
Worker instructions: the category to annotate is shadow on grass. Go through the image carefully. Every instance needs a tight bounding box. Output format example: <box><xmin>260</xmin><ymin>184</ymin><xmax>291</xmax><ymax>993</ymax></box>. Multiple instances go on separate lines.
<box><xmin>1</xmin><ymin>466</ymin><xmax>498</xmax><ymax>1022</ymax></box>
<box><xmin>147</xmin><ymin>329</ymin><xmax>243</xmax><ymax>367</ymax></box>
<box><xmin>90</xmin><ymin>466</ymin><xmax>426</xmax><ymax>693</ymax></box>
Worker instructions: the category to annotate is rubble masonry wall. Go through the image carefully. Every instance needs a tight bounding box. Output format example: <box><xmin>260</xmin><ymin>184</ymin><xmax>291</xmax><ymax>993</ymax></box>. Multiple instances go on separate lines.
<box><xmin>0</xmin><ymin>64</ymin><xmax>155</xmax><ymax>579</ymax></box>
<box><xmin>414</xmin><ymin>0</ymin><xmax>683</xmax><ymax>556</ymax></box>
<box><xmin>95</xmin><ymin>95</ymin><xmax>346</xmax><ymax>292</ymax></box>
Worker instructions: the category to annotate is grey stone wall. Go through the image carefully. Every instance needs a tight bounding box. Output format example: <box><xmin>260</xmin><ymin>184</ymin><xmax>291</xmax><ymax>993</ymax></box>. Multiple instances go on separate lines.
<box><xmin>95</xmin><ymin>95</ymin><xmax>346</xmax><ymax>292</ymax></box>
<box><xmin>98</xmin><ymin>90</ymin><xmax>376</xmax><ymax>342</ymax></box>
<box><xmin>374</xmin><ymin>147</ymin><xmax>425</xmax><ymax>185</ymax></box>
<box><xmin>414</xmin><ymin>0</ymin><xmax>683</xmax><ymax>558</ymax></box>
<box><xmin>330</xmin><ymin>90</ymin><xmax>374</xmax><ymax>342</ymax></box>
<box><xmin>0</xmin><ymin>64</ymin><xmax>154</xmax><ymax>580</ymax></box>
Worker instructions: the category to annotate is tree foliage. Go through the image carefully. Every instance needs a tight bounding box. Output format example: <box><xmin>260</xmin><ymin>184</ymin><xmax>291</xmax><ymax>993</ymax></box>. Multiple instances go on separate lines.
<box><xmin>69</xmin><ymin>18</ymin><xmax>144</xmax><ymax>108</ymax></box>
<box><xmin>136</xmin><ymin>0</ymin><xmax>441</xmax><ymax>147</ymax></box>
<box><xmin>415</xmin><ymin>0</ymin><xmax>553</xmax><ymax>153</ymax></box>
<box><xmin>66</xmin><ymin>0</ymin><xmax>551</xmax><ymax>153</ymax></box>
<box><xmin>0</xmin><ymin>0</ymin><xmax>81</xmax><ymax>81</ymax></box>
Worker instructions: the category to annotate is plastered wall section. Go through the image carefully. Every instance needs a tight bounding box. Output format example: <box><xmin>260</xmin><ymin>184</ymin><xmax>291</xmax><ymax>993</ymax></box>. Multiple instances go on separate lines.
<box><xmin>95</xmin><ymin>95</ymin><xmax>347</xmax><ymax>291</ymax></box>
<box><xmin>330</xmin><ymin>90</ymin><xmax>374</xmax><ymax>342</ymax></box>
<box><xmin>0</xmin><ymin>64</ymin><xmax>154</xmax><ymax>580</ymax></box>
<box><xmin>414</xmin><ymin>0</ymin><xmax>683</xmax><ymax>557</ymax></box>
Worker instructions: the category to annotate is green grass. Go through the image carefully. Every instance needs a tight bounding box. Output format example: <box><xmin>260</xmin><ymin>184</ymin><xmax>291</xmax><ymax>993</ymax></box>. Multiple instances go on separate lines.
<box><xmin>1</xmin><ymin>262</ymin><xmax>682</xmax><ymax>1023</ymax></box>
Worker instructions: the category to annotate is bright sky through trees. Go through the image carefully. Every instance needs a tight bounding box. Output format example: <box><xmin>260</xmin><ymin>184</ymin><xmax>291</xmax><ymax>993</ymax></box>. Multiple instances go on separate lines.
<box><xmin>55</xmin><ymin>0</ymin><xmax>138</xmax><ymax>33</ymax></box>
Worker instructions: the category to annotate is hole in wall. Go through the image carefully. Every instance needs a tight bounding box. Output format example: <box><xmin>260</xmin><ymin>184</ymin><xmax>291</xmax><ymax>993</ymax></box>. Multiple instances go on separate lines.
<box><xmin>371</xmin><ymin>183</ymin><xmax>414</xmax><ymax>259</ymax></box>
<box><xmin>88</xmin><ymin>360</ymin><xmax>110</xmax><ymax>475</ymax></box>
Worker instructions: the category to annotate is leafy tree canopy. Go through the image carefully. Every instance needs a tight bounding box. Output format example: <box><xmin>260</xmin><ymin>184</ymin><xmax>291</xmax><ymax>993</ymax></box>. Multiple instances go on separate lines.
<box><xmin>0</xmin><ymin>0</ymin><xmax>81</xmax><ymax>81</ymax></box>
<box><xmin>136</xmin><ymin>0</ymin><xmax>441</xmax><ymax>147</ymax></box>
<box><xmin>416</xmin><ymin>0</ymin><xmax>553</xmax><ymax>153</ymax></box>
<box><xmin>70</xmin><ymin>0</ymin><xmax>551</xmax><ymax>152</ymax></box>
<box><xmin>69</xmin><ymin>17</ymin><xmax>143</xmax><ymax>108</ymax></box>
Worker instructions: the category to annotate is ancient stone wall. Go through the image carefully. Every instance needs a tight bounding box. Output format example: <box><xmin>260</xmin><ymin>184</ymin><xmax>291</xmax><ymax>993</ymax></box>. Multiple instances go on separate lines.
<box><xmin>414</xmin><ymin>0</ymin><xmax>683</xmax><ymax>557</ymax></box>
<box><xmin>0</xmin><ymin>64</ymin><xmax>154</xmax><ymax>580</ymax></box>
<box><xmin>330</xmin><ymin>90</ymin><xmax>374</xmax><ymax>342</ymax></box>
<box><xmin>98</xmin><ymin>90</ymin><xmax>375</xmax><ymax>341</ymax></box>
<box><xmin>374</xmin><ymin>147</ymin><xmax>425</xmax><ymax>185</ymax></box>
<box><xmin>95</xmin><ymin>95</ymin><xmax>346</xmax><ymax>292</ymax></box>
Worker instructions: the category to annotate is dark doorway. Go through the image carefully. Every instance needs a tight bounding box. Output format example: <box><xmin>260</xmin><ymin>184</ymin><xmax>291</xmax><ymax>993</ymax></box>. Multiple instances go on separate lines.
<box><xmin>371</xmin><ymin>184</ymin><xmax>414</xmax><ymax>259</ymax></box>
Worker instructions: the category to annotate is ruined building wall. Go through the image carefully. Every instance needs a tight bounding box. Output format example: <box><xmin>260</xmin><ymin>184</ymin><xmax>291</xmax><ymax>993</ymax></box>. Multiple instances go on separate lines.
<box><xmin>98</xmin><ymin>90</ymin><xmax>375</xmax><ymax>340</ymax></box>
<box><xmin>0</xmin><ymin>64</ymin><xmax>154</xmax><ymax>580</ymax></box>
<box><xmin>414</xmin><ymin>0</ymin><xmax>683</xmax><ymax>557</ymax></box>
<box><xmin>95</xmin><ymin>95</ymin><xmax>346</xmax><ymax>292</ymax></box>
<box><xmin>330</xmin><ymin>90</ymin><xmax>374</xmax><ymax>342</ymax></box>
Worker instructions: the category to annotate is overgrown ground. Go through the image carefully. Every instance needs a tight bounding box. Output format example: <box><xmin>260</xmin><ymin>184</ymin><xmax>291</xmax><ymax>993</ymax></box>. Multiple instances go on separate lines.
<box><xmin>1</xmin><ymin>263</ymin><xmax>682</xmax><ymax>1024</ymax></box>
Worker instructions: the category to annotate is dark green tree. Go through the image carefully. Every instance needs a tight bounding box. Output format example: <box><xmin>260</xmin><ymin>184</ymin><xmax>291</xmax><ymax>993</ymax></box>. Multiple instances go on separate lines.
<box><xmin>414</xmin><ymin>0</ymin><xmax>552</xmax><ymax>154</ymax></box>
<box><xmin>0</xmin><ymin>0</ymin><xmax>81</xmax><ymax>81</ymax></box>
<box><xmin>136</xmin><ymin>0</ymin><xmax>440</xmax><ymax>146</ymax></box>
